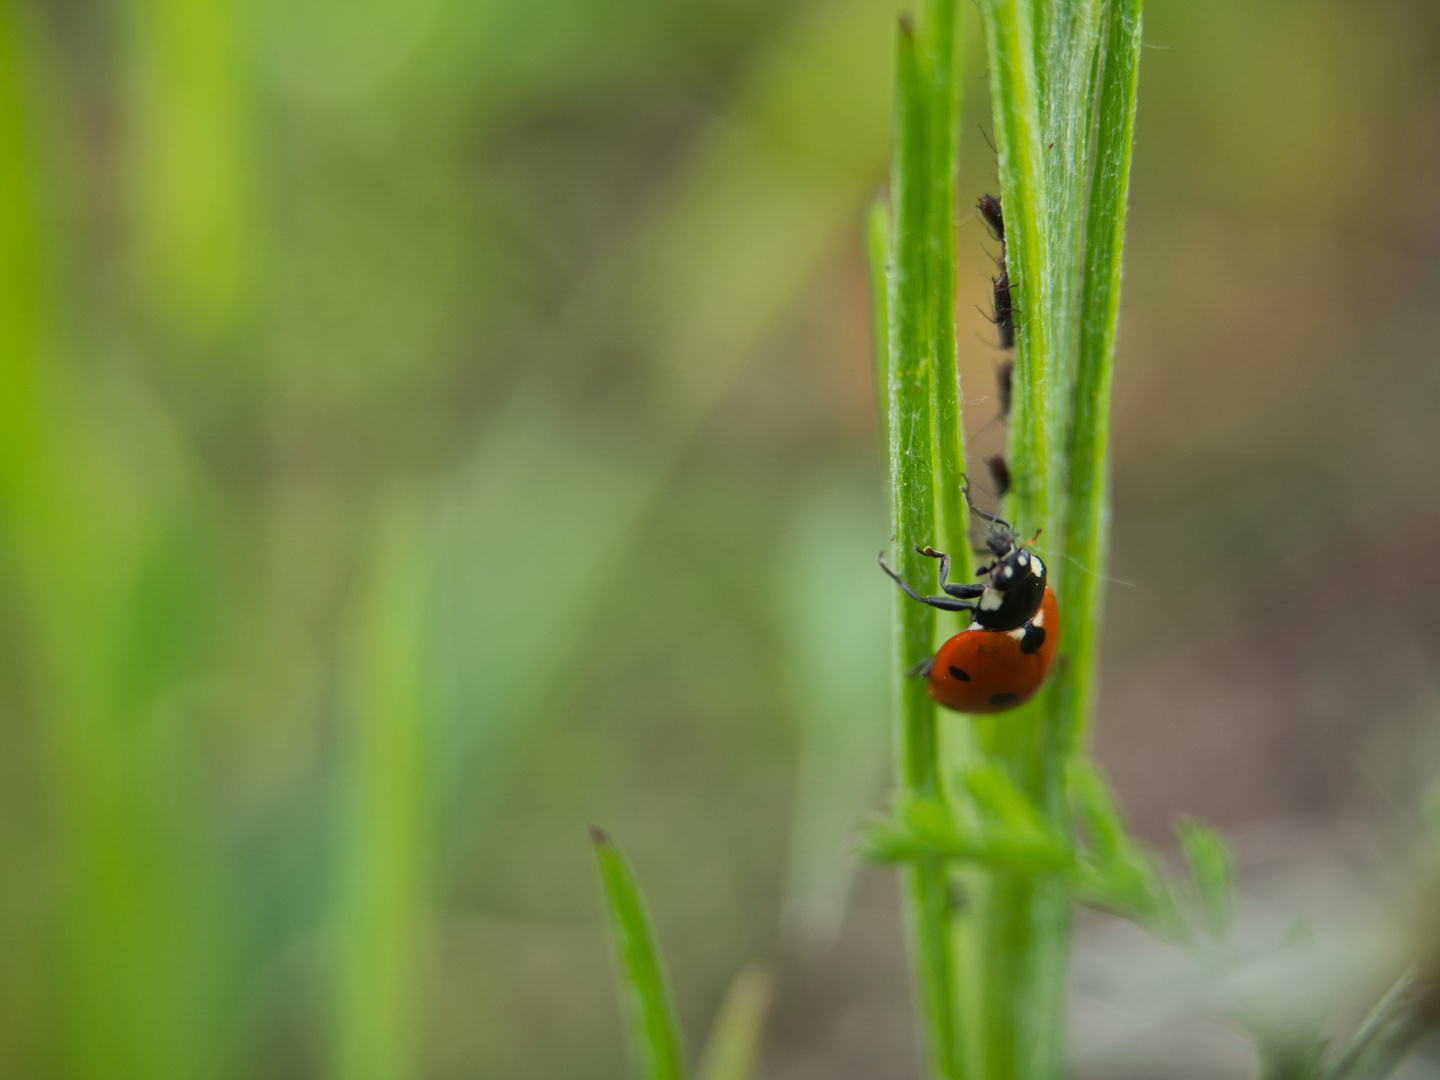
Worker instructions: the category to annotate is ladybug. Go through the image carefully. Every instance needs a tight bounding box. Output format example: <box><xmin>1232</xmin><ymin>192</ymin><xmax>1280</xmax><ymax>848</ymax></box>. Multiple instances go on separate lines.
<box><xmin>879</xmin><ymin>500</ymin><xmax>1057</xmax><ymax>714</ymax></box>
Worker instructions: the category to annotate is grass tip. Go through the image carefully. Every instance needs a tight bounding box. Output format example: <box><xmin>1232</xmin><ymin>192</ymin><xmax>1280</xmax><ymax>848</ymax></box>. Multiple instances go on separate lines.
<box><xmin>589</xmin><ymin>824</ymin><xmax>612</xmax><ymax>847</ymax></box>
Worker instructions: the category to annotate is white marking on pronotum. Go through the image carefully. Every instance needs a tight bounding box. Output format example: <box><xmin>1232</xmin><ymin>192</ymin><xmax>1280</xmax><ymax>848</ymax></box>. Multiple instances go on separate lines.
<box><xmin>1030</xmin><ymin>556</ymin><xmax>1044</xmax><ymax>576</ymax></box>
<box><xmin>980</xmin><ymin>588</ymin><xmax>1003</xmax><ymax>610</ymax></box>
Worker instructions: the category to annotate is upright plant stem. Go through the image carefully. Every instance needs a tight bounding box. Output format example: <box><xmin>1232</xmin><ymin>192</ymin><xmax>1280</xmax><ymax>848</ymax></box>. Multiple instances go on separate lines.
<box><xmin>913</xmin><ymin>5</ymin><xmax>989</xmax><ymax>1070</ymax></box>
<box><xmin>967</xmin><ymin>2</ymin><xmax>1141</xmax><ymax>1077</ymax></box>
<box><xmin>973</xmin><ymin>4</ymin><xmax>1055</xmax><ymax>1077</ymax></box>
<box><xmin>888</xmin><ymin>21</ymin><xmax>962</xmax><ymax>1080</ymax></box>
<box><xmin>880</xmin><ymin>2</ymin><xmax>1142</xmax><ymax>1077</ymax></box>
<box><xmin>1015</xmin><ymin>5</ymin><xmax>1141</xmax><ymax>1069</ymax></box>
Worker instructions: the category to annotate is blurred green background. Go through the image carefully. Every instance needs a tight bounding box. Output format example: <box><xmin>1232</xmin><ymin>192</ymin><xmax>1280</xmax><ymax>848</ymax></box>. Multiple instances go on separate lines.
<box><xmin>2</xmin><ymin>0</ymin><xmax>1440</xmax><ymax>1076</ymax></box>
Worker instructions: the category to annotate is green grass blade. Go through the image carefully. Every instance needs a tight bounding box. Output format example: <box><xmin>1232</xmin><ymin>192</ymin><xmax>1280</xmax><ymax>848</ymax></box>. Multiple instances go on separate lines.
<box><xmin>888</xmin><ymin>22</ymin><xmax>938</xmax><ymax>658</ymax></box>
<box><xmin>977</xmin><ymin>0</ymin><xmax>1049</xmax><ymax>538</ymax></box>
<box><xmin>334</xmin><ymin>507</ymin><xmax>435</xmax><ymax>1080</ymax></box>
<box><xmin>1059</xmin><ymin>0</ymin><xmax>1143</xmax><ymax>753</ymax></box>
<box><xmin>695</xmin><ymin>965</ymin><xmax>772</xmax><ymax>1080</ymax></box>
<box><xmin>919</xmin><ymin>0</ymin><xmax>970</xmax><ymax>590</ymax></box>
<box><xmin>889</xmin><ymin>14</ymin><xmax>939</xmax><ymax>814</ymax></box>
<box><xmin>0</xmin><ymin>0</ymin><xmax>38</xmax><ymax>504</ymax></box>
<box><xmin>1034</xmin><ymin>0</ymin><xmax>1103</xmax><ymax>454</ymax></box>
<box><xmin>128</xmin><ymin>0</ymin><xmax>255</xmax><ymax>341</ymax></box>
<box><xmin>591</xmin><ymin>828</ymin><xmax>686</xmax><ymax>1080</ymax></box>
<box><xmin>887</xmin><ymin>20</ymin><xmax>962</xmax><ymax>1080</ymax></box>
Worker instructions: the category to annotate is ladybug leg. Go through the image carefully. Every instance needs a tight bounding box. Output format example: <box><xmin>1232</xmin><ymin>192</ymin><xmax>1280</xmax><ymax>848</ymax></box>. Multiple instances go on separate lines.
<box><xmin>941</xmin><ymin>583</ymin><xmax>984</xmax><ymax>599</ymax></box>
<box><xmin>915</xmin><ymin>544</ymin><xmax>952</xmax><ymax>583</ymax></box>
<box><xmin>905</xmin><ymin>656</ymin><xmax>935</xmax><ymax>679</ymax></box>
<box><xmin>877</xmin><ymin>552</ymin><xmax>977</xmax><ymax>613</ymax></box>
<box><xmin>959</xmin><ymin>479</ymin><xmax>1012</xmax><ymax>530</ymax></box>
<box><xmin>966</xmin><ymin>499</ymin><xmax>1004</xmax><ymax>527</ymax></box>
<box><xmin>916</xmin><ymin>545</ymin><xmax>985</xmax><ymax>599</ymax></box>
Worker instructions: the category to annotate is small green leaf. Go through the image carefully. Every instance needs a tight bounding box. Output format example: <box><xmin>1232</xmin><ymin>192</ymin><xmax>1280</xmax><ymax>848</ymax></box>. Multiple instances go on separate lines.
<box><xmin>695</xmin><ymin>964</ymin><xmax>772</xmax><ymax>1080</ymax></box>
<box><xmin>1072</xmin><ymin>852</ymin><xmax>1185</xmax><ymax>941</ymax></box>
<box><xmin>963</xmin><ymin>765</ymin><xmax>1052</xmax><ymax>837</ymax></box>
<box><xmin>1069</xmin><ymin>758</ymin><xmax>1127</xmax><ymax>861</ymax></box>
<box><xmin>860</xmin><ymin>802</ymin><xmax>985</xmax><ymax>864</ymax></box>
<box><xmin>862</xmin><ymin>798</ymin><xmax>1073</xmax><ymax>874</ymax></box>
<box><xmin>591</xmin><ymin>827</ymin><xmax>686</xmax><ymax>1080</ymax></box>
<box><xmin>1068</xmin><ymin>760</ymin><xmax>1185</xmax><ymax>939</ymax></box>
<box><xmin>1179</xmin><ymin>819</ymin><xmax>1233</xmax><ymax>943</ymax></box>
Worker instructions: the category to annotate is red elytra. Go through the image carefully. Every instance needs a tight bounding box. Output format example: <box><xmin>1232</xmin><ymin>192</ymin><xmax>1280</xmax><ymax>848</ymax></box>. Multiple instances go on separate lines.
<box><xmin>927</xmin><ymin>587</ymin><xmax>1058</xmax><ymax>714</ymax></box>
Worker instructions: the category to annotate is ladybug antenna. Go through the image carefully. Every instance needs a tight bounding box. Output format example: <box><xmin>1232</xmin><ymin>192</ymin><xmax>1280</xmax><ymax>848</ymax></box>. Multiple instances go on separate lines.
<box><xmin>1046</xmin><ymin>548</ymin><xmax>1136</xmax><ymax>588</ymax></box>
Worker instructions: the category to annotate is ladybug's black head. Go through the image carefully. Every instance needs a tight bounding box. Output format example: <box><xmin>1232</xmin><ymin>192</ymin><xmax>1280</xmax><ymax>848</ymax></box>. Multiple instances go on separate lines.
<box><xmin>973</xmin><ymin>524</ymin><xmax>1046</xmax><ymax>632</ymax></box>
<box><xmin>983</xmin><ymin>526</ymin><xmax>1013</xmax><ymax>558</ymax></box>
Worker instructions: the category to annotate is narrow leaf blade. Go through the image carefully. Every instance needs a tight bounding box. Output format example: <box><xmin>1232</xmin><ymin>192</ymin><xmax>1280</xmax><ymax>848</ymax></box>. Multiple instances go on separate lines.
<box><xmin>592</xmin><ymin>827</ymin><xmax>686</xmax><ymax>1080</ymax></box>
<box><xmin>1178</xmin><ymin>819</ymin><xmax>1232</xmax><ymax>942</ymax></box>
<box><xmin>695</xmin><ymin>964</ymin><xmax>773</xmax><ymax>1080</ymax></box>
<box><xmin>1060</xmin><ymin>0</ymin><xmax>1145</xmax><ymax>750</ymax></box>
<box><xmin>887</xmin><ymin>21</ymin><xmax>963</xmax><ymax>1080</ymax></box>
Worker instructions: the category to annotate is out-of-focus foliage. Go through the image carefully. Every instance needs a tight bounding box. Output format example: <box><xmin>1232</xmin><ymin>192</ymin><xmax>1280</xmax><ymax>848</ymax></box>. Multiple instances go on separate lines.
<box><xmin>1</xmin><ymin>0</ymin><xmax>898</xmax><ymax>1076</ymax></box>
<box><xmin>1</xmin><ymin>0</ymin><xmax>1440</xmax><ymax>1077</ymax></box>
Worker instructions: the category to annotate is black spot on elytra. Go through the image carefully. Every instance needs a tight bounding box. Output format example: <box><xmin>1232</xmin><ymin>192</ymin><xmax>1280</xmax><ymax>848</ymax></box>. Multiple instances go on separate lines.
<box><xmin>988</xmin><ymin>692</ymin><xmax>1019</xmax><ymax>707</ymax></box>
<box><xmin>1020</xmin><ymin>623</ymin><xmax>1046</xmax><ymax>655</ymax></box>
<box><xmin>948</xmin><ymin>666</ymin><xmax>970</xmax><ymax>681</ymax></box>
